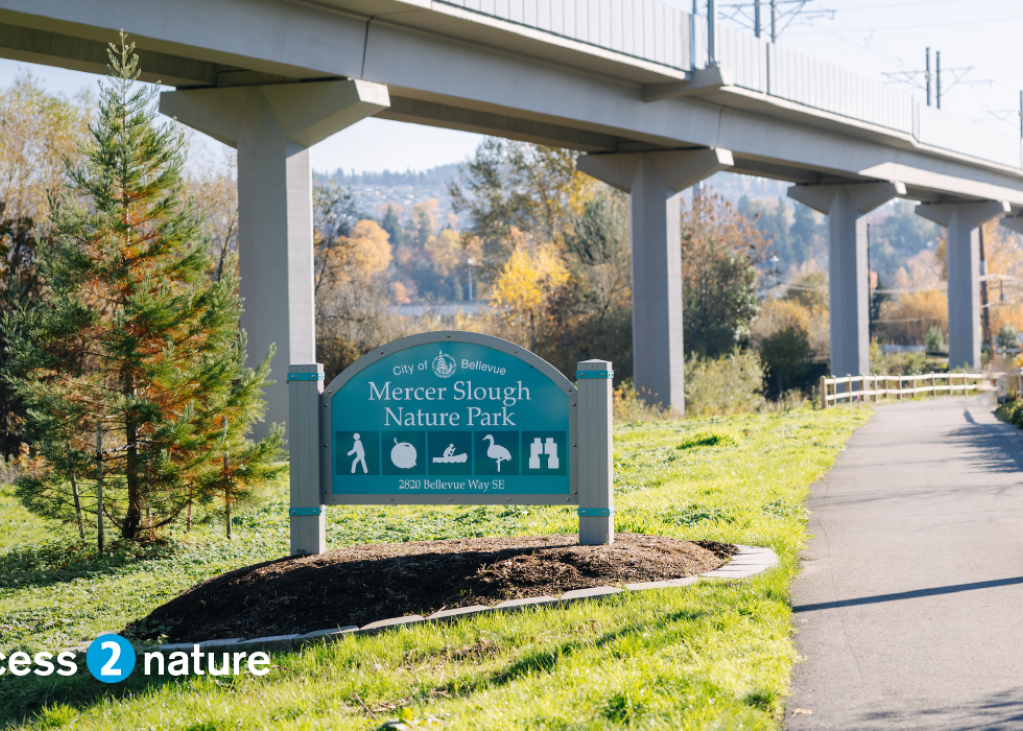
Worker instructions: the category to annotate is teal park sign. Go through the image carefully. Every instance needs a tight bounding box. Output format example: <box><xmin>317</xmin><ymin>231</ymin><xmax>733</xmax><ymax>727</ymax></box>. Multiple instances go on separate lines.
<box><xmin>323</xmin><ymin>332</ymin><xmax>579</xmax><ymax>505</ymax></box>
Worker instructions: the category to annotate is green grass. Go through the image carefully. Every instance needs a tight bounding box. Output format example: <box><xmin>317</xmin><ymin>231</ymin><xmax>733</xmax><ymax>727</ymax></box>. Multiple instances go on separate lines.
<box><xmin>0</xmin><ymin>406</ymin><xmax>869</xmax><ymax>730</ymax></box>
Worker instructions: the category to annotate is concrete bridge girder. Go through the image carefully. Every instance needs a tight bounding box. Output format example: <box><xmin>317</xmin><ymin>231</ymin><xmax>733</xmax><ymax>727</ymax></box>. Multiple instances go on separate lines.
<box><xmin>917</xmin><ymin>201</ymin><xmax>1011</xmax><ymax>370</ymax></box>
<box><xmin>577</xmin><ymin>149</ymin><xmax>734</xmax><ymax>413</ymax></box>
<box><xmin>160</xmin><ymin>80</ymin><xmax>390</xmax><ymax>438</ymax></box>
<box><xmin>788</xmin><ymin>183</ymin><xmax>905</xmax><ymax>380</ymax></box>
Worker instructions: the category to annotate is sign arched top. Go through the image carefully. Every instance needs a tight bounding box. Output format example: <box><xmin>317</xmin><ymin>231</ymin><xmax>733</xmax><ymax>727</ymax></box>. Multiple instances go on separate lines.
<box><xmin>324</xmin><ymin>331</ymin><xmax>575</xmax><ymax>398</ymax></box>
<box><xmin>323</xmin><ymin>331</ymin><xmax>578</xmax><ymax>506</ymax></box>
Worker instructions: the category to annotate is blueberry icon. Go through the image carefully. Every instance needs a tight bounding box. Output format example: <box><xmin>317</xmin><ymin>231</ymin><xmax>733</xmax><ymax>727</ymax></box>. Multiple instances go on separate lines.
<box><xmin>86</xmin><ymin>633</ymin><xmax>136</xmax><ymax>683</ymax></box>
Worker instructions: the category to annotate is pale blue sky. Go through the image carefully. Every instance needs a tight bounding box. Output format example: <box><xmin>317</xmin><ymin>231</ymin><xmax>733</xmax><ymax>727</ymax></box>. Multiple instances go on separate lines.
<box><xmin>2</xmin><ymin>0</ymin><xmax>1020</xmax><ymax>174</ymax></box>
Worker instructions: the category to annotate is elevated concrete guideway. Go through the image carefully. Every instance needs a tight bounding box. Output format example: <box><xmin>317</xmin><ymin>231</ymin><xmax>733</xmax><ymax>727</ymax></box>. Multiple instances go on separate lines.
<box><xmin>5</xmin><ymin>0</ymin><xmax>1023</xmax><ymax>427</ymax></box>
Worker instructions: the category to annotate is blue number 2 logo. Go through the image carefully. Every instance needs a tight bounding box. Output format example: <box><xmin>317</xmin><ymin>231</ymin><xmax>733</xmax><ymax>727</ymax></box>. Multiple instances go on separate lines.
<box><xmin>86</xmin><ymin>634</ymin><xmax>136</xmax><ymax>683</ymax></box>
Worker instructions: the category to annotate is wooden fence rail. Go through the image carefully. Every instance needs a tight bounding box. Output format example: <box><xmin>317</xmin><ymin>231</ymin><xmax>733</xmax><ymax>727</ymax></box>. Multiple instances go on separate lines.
<box><xmin>819</xmin><ymin>372</ymin><xmax>986</xmax><ymax>408</ymax></box>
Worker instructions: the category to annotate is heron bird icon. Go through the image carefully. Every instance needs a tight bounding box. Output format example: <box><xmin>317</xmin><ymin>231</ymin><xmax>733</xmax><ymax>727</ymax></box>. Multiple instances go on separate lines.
<box><xmin>482</xmin><ymin>434</ymin><xmax>512</xmax><ymax>472</ymax></box>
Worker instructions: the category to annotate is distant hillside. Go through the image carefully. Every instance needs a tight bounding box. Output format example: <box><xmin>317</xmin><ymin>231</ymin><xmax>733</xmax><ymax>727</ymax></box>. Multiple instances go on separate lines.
<box><xmin>323</xmin><ymin>164</ymin><xmax>462</xmax><ymax>188</ymax></box>
<box><xmin>314</xmin><ymin>161</ymin><xmax>800</xmax><ymax>236</ymax></box>
<box><xmin>316</xmin><ymin>164</ymin><xmax>463</xmax><ymax>226</ymax></box>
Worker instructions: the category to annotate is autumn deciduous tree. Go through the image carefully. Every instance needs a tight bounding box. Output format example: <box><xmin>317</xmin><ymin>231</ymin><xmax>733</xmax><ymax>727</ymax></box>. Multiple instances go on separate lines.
<box><xmin>315</xmin><ymin>217</ymin><xmax>397</xmax><ymax>379</ymax></box>
<box><xmin>0</xmin><ymin>75</ymin><xmax>92</xmax><ymax>454</ymax></box>
<box><xmin>681</xmin><ymin>191</ymin><xmax>769</xmax><ymax>357</ymax></box>
<box><xmin>450</xmin><ymin>139</ymin><xmax>596</xmax><ymax>276</ymax></box>
<box><xmin>490</xmin><ymin>229</ymin><xmax>570</xmax><ymax>349</ymax></box>
<box><xmin>3</xmin><ymin>40</ymin><xmax>285</xmax><ymax>540</ymax></box>
<box><xmin>981</xmin><ymin>222</ymin><xmax>1023</xmax><ymax>338</ymax></box>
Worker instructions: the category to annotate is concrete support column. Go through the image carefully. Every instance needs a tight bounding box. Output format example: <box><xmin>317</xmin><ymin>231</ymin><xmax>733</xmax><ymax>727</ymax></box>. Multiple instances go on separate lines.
<box><xmin>577</xmin><ymin>148</ymin><xmax>733</xmax><ymax>412</ymax></box>
<box><xmin>160</xmin><ymin>81</ymin><xmax>389</xmax><ymax>437</ymax></box>
<box><xmin>917</xmin><ymin>200</ymin><xmax>1009</xmax><ymax>369</ymax></box>
<box><xmin>788</xmin><ymin>182</ymin><xmax>905</xmax><ymax>378</ymax></box>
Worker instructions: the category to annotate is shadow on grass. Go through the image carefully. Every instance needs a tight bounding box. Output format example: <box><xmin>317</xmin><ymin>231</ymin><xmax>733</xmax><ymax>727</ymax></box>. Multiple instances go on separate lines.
<box><xmin>438</xmin><ymin>600</ymin><xmax>717</xmax><ymax>698</ymax></box>
<box><xmin>4</xmin><ymin>575</ymin><xmax>770</xmax><ymax>727</ymax></box>
<box><xmin>0</xmin><ymin>654</ymin><xmax>186</xmax><ymax>729</ymax></box>
<box><xmin>0</xmin><ymin>538</ymin><xmax>201</xmax><ymax>591</ymax></box>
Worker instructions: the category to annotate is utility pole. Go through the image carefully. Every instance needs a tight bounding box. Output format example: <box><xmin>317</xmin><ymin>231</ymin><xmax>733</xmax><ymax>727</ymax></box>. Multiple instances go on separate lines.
<box><xmin>754</xmin><ymin>0</ymin><xmax>762</xmax><ymax>38</ymax></box>
<box><xmin>866</xmin><ymin>223</ymin><xmax>873</xmax><ymax>335</ymax></box>
<box><xmin>980</xmin><ymin>224</ymin><xmax>991</xmax><ymax>350</ymax></box>
<box><xmin>771</xmin><ymin>0</ymin><xmax>777</xmax><ymax>43</ymax></box>
<box><xmin>936</xmin><ymin>50</ymin><xmax>942</xmax><ymax>110</ymax></box>
<box><xmin>1019</xmin><ymin>90</ymin><xmax>1022</xmax><ymax>138</ymax></box>
<box><xmin>925</xmin><ymin>47</ymin><xmax>931</xmax><ymax>106</ymax></box>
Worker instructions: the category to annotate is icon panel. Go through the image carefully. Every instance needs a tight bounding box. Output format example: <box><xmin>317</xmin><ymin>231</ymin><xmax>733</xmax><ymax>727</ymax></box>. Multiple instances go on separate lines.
<box><xmin>336</xmin><ymin>431</ymin><xmax>379</xmax><ymax>475</ymax></box>
<box><xmin>522</xmin><ymin>431</ymin><xmax>567</xmax><ymax>476</ymax></box>
<box><xmin>382</xmin><ymin>431</ymin><xmax>426</xmax><ymax>475</ymax></box>
<box><xmin>474</xmin><ymin>431</ymin><xmax>520</xmax><ymax>476</ymax></box>
<box><xmin>428</xmin><ymin>431</ymin><xmax>473</xmax><ymax>475</ymax></box>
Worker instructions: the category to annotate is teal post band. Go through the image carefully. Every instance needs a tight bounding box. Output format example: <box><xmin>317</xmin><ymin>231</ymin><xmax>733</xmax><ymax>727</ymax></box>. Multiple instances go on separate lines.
<box><xmin>288</xmin><ymin>372</ymin><xmax>324</xmax><ymax>381</ymax></box>
<box><xmin>576</xmin><ymin>370</ymin><xmax>614</xmax><ymax>379</ymax></box>
<box><xmin>290</xmin><ymin>507</ymin><xmax>324</xmax><ymax>516</ymax></box>
<box><xmin>578</xmin><ymin>508</ymin><xmax>613</xmax><ymax>517</ymax></box>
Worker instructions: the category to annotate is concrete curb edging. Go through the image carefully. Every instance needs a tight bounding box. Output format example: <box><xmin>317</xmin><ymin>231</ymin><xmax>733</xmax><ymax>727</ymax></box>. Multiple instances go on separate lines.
<box><xmin>141</xmin><ymin>544</ymin><xmax>778</xmax><ymax>656</ymax></box>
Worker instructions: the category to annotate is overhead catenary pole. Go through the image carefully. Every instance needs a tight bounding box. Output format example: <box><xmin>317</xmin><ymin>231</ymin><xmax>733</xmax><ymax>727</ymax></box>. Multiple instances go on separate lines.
<box><xmin>691</xmin><ymin>0</ymin><xmax>699</xmax><ymax>70</ymax></box>
<box><xmin>708</xmin><ymin>0</ymin><xmax>718</xmax><ymax>66</ymax></box>
<box><xmin>936</xmin><ymin>50</ymin><xmax>942</xmax><ymax>110</ymax></box>
<box><xmin>754</xmin><ymin>0</ymin><xmax>762</xmax><ymax>38</ymax></box>
<box><xmin>771</xmin><ymin>0</ymin><xmax>777</xmax><ymax>43</ymax></box>
<box><xmin>926</xmin><ymin>47</ymin><xmax>931</xmax><ymax>106</ymax></box>
<box><xmin>1019</xmin><ymin>90</ymin><xmax>1022</xmax><ymax>138</ymax></box>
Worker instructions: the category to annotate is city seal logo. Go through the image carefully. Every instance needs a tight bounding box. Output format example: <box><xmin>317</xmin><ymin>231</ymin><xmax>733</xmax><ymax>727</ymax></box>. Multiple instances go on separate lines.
<box><xmin>432</xmin><ymin>350</ymin><xmax>456</xmax><ymax>378</ymax></box>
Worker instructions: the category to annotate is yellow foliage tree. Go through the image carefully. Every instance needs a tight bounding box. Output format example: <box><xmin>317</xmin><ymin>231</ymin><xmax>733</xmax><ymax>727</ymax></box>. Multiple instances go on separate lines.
<box><xmin>874</xmin><ymin>290</ymin><xmax>948</xmax><ymax>345</ymax></box>
<box><xmin>983</xmin><ymin>222</ymin><xmax>1023</xmax><ymax>337</ymax></box>
<box><xmin>0</xmin><ymin>74</ymin><xmax>92</xmax><ymax>227</ymax></box>
<box><xmin>425</xmin><ymin>228</ymin><xmax>463</xmax><ymax>278</ymax></box>
<box><xmin>490</xmin><ymin>229</ymin><xmax>569</xmax><ymax>348</ymax></box>
<box><xmin>751</xmin><ymin>298</ymin><xmax>812</xmax><ymax>343</ymax></box>
<box><xmin>316</xmin><ymin>219</ymin><xmax>392</xmax><ymax>295</ymax></box>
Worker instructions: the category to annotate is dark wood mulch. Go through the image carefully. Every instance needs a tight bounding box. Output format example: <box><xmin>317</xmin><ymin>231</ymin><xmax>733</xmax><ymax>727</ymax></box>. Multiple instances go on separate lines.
<box><xmin>127</xmin><ymin>533</ymin><xmax>737</xmax><ymax>642</ymax></box>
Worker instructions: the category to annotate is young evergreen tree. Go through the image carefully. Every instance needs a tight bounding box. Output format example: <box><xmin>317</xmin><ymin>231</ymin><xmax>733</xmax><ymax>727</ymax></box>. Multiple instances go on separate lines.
<box><xmin>2</xmin><ymin>38</ymin><xmax>285</xmax><ymax>541</ymax></box>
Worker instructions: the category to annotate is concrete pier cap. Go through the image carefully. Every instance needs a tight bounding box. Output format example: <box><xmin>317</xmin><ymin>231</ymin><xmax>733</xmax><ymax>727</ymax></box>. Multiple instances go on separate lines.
<box><xmin>160</xmin><ymin>79</ymin><xmax>389</xmax><ymax>440</ymax></box>
<box><xmin>576</xmin><ymin>148</ymin><xmax>733</xmax><ymax>414</ymax></box>
<box><xmin>787</xmin><ymin>182</ymin><xmax>906</xmax><ymax>380</ymax></box>
<box><xmin>916</xmin><ymin>199</ymin><xmax>1010</xmax><ymax>370</ymax></box>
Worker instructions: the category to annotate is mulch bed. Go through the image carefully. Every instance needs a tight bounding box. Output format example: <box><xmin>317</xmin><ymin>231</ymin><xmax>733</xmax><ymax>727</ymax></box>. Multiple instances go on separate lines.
<box><xmin>127</xmin><ymin>533</ymin><xmax>737</xmax><ymax>642</ymax></box>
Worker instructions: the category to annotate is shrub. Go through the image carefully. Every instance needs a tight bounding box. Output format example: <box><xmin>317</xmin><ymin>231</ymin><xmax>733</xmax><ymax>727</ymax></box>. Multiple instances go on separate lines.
<box><xmin>925</xmin><ymin>325</ymin><xmax>947</xmax><ymax>352</ymax></box>
<box><xmin>612</xmin><ymin>382</ymin><xmax>674</xmax><ymax>422</ymax></box>
<box><xmin>684</xmin><ymin>350</ymin><xmax>765</xmax><ymax>416</ymax></box>
<box><xmin>996</xmin><ymin>323</ymin><xmax>1018</xmax><ymax>351</ymax></box>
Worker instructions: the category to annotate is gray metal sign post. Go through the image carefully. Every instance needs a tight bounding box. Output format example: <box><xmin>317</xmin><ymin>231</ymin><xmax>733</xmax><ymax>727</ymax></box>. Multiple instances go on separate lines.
<box><xmin>288</xmin><ymin>362</ymin><xmax>325</xmax><ymax>556</ymax></box>
<box><xmin>576</xmin><ymin>359</ymin><xmax>615</xmax><ymax>545</ymax></box>
<box><xmin>287</xmin><ymin>332</ymin><xmax>613</xmax><ymax>555</ymax></box>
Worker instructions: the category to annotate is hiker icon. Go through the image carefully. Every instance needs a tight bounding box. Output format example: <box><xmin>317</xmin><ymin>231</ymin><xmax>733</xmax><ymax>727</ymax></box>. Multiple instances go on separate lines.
<box><xmin>348</xmin><ymin>433</ymin><xmax>368</xmax><ymax>474</ymax></box>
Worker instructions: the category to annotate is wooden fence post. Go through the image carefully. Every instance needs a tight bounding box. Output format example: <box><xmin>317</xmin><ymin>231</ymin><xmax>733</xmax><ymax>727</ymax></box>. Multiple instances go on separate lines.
<box><xmin>819</xmin><ymin>376</ymin><xmax>828</xmax><ymax>409</ymax></box>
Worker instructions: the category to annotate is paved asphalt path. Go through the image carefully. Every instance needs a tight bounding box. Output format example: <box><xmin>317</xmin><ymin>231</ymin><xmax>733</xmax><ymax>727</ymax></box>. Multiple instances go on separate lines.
<box><xmin>788</xmin><ymin>395</ymin><xmax>1023</xmax><ymax>730</ymax></box>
